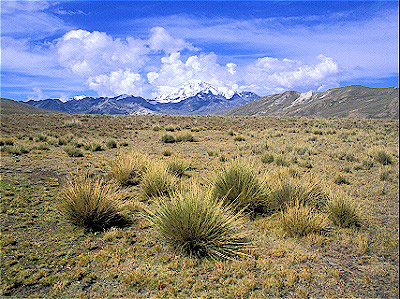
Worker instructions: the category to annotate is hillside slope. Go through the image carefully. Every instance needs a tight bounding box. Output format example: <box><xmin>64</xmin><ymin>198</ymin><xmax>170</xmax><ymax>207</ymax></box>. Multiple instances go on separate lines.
<box><xmin>227</xmin><ymin>86</ymin><xmax>399</xmax><ymax>118</ymax></box>
<box><xmin>0</xmin><ymin>98</ymin><xmax>61</xmax><ymax>114</ymax></box>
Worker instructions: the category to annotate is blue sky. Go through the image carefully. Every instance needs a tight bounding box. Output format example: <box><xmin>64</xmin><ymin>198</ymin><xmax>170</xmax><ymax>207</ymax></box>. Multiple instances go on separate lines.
<box><xmin>1</xmin><ymin>1</ymin><xmax>398</xmax><ymax>101</ymax></box>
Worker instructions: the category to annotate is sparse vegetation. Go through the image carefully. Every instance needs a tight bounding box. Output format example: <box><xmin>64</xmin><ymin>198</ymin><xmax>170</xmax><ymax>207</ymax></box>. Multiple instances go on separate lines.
<box><xmin>64</xmin><ymin>146</ymin><xmax>84</xmax><ymax>157</ymax></box>
<box><xmin>141</xmin><ymin>161</ymin><xmax>177</xmax><ymax>198</ymax></box>
<box><xmin>106</xmin><ymin>139</ymin><xmax>117</xmax><ymax>149</ymax></box>
<box><xmin>279</xmin><ymin>202</ymin><xmax>329</xmax><ymax>237</ymax></box>
<box><xmin>145</xmin><ymin>186</ymin><xmax>249</xmax><ymax>259</ymax></box>
<box><xmin>166</xmin><ymin>158</ymin><xmax>191</xmax><ymax>177</ymax></box>
<box><xmin>59</xmin><ymin>176</ymin><xmax>129</xmax><ymax>232</ymax></box>
<box><xmin>374</xmin><ymin>150</ymin><xmax>393</xmax><ymax>165</ymax></box>
<box><xmin>0</xmin><ymin>113</ymin><xmax>398</xmax><ymax>298</ymax></box>
<box><xmin>161</xmin><ymin>134</ymin><xmax>176</xmax><ymax>143</ymax></box>
<box><xmin>211</xmin><ymin>160</ymin><xmax>267</xmax><ymax>213</ymax></box>
<box><xmin>108</xmin><ymin>153</ymin><xmax>148</xmax><ymax>186</ymax></box>
<box><xmin>326</xmin><ymin>196</ymin><xmax>363</xmax><ymax>229</ymax></box>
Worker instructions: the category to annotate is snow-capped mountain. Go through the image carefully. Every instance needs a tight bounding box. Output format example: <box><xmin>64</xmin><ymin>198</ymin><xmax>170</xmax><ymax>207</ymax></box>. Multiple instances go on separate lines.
<box><xmin>26</xmin><ymin>81</ymin><xmax>260</xmax><ymax>115</ymax></box>
<box><xmin>153</xmin><ymin>80</ymin><xmax>228</xmax><ymax>104</ymax></box>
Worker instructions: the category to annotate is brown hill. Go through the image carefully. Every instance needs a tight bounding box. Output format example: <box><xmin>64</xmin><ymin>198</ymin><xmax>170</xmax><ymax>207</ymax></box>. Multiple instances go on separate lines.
<box><xmin>226</xmin><ymin>85</ymin><xmax>399</xmax><ymax>119</ymax></box>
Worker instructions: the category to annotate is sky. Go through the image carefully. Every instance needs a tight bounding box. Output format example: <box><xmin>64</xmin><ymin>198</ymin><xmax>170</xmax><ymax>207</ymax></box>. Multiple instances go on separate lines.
<box><xmin>1</xmin><ymin>1</ymin><xmax>398</xmax><ymax>101</ymax></box>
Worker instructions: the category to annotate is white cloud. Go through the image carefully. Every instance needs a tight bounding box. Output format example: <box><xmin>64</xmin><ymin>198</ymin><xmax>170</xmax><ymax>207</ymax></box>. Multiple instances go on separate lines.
<box><xmin>56</xmin><ymin>29</ymin><xmax>150</xmax><ymax>77</ymax></box>
<box><xmin>148</xmin><ymin>27</ymin><xmax>197</xmax><ymax>53</ymax></box>
<box><xmin>87</xmin><ymin>69</ymin><xmax>145</xmax><ymax>97</ymax></box>
<box><xmin>1</xmin><ymin>1</ymin><xmax>69</xmax><ymax>38</ymax></box>
<box><xmin>1</xmin><ymin>36</ymin><xmax>64</xmax><ymax>77</ymax></box>
<box><xmin>242</xmin><ymin>55</ymin><xmax>339</xmax><ymax>94</ymax></box>
<box><xmin>128</xmin><ymin>8</ymin><xmax>398</xmax><ymax>82</ymax></box>
<box><xmin>147</xmin><ymin>52</ymin><xmax>238</xmax><ymax>97</ymax></box>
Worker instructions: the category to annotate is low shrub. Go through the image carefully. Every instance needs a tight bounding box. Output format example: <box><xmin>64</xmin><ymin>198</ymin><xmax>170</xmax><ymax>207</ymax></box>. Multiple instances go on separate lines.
<box><xmin>211</xmin><ymin>160</ymin><xmax>267</xmax><ymax>213</ymax></box>
<box><xmin>261</xmin><ymin>153</ymin><xmax>274</xmax><ymax>164</ymax></box>
<box><xmin>267</xmin><ymin>172</ymin><xmax>329</xmax><ymax>212</ymax></box>
<box><xmin>334</xmin><ymin>175</ymin><xmax>350</xmax><ymax>185</ymax></box>
<box><xmin>34</xmin><ymin>134</ymin><xmax>48</xmax><ymax>142</ymax></box>
<box><xmin>141</xmin><ymin>161</ymin><xmax>177</xmax><ymax>198</ymax></box>
<box><xmin>326</xmin><ymin>196</ymin><xmax>362</xmax><ymax>229</ymax></box>
<box><xmin>108</xmin><ymin>153</ymin><xmax>148</xmax><ymax>186</ymax></box>
<box><xmin>167</xmin><ymin>158</ymin><xmax>191</xmax><ymax>177</ymax></box>
<box><xmin>374</xmin><ymin>150</ymin><xmax>393</xmax><ymax>165</ymax></box>
<box><xmin>106</xmin><ymin>140</ymin><xmax>117</xmax><ymax>149</ymax></box>
<box><xmin>280</xmin><ymin>202</ymin><xmax>329</xmax><ymax>237</ymax></box>
<box><xmin>145</xmin><ymin>186</ymin><xmax>249</xmax><ymax>259</ymax></box>
<box><xmin>59</xmin><ymin>177</ymin><xmax>129</xmax><ymax>232</ymax></box>
<box><xmin>176</xmin><ymin>132</ymin><xmax>194</xmax><ymax>142</ymax></box>
<box><xmin>162</xmin><ymin>149</ymin><xmax>173</xmax><ymax>156</ymax></box>
<box><xmin>64</xmin><ymin>146</ymin><xmax>84</xmax><ymax>157</ymax></box>
<box><xmin>275</xmin><ymin>155</ymin><xmax>290</xmax><ymax>167</ymax></box>
<box><xmin>4</xmin><ymin>140</ymin><xmax>14</xmax><ymax>146</ymax></box>
<box><xmin>234</xmin><ymin>136</ymin><xmax>245</xmax><ymax>142</ymax></box>
<box><xmin>165</xmin><ymin>125</ymin><xmax>176</xmax><ymax>132</ymax></box>
<box><xmin>162</xmin><ymin>134</ymin><xmax>176</xmax><ymax>143</ymax></box>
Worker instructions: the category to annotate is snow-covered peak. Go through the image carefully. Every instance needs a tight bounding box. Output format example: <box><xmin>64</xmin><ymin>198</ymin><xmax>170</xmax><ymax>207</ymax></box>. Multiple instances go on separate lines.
<box><xmin>114</xmin><ymin>94</ymin><xmax>132</xmax><ymax>100</ymax></box>
<box><xmin>153</xmin><ymin>80</ymin><xmax>223</xmax><ymax>103</ymax></box>
<box><xmin>71</xmin><ymin>95</ymin><xmax>87</xmax><ymax>101</ymax></box>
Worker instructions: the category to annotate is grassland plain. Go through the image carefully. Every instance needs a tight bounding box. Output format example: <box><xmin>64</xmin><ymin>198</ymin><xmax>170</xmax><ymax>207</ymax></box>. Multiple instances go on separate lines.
<box><xmin>0</xmin><ymin>113</ymin><xmax>398</xmax><ymax>298</ymax></box>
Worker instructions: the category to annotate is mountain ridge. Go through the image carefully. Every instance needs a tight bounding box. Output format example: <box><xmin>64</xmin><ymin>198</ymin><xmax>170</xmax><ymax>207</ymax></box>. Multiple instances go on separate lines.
<box><xmin>226</xmin><ymin>85</ymin><xmax>399</xmax><ymax>119</ymax></box>
<box><xmin>26</xmin><ymin>81</ymin><xmax>259</xmax><ymax>115</ymax></box>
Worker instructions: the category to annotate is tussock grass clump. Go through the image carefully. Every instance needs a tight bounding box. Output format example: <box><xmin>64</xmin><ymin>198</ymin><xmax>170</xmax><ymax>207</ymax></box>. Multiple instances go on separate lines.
<box><xmin>280</xmin><ymin>202</ymin><xmax>329</xmax><ymax>237</ymax></box>
<box><xmin>167</xmin><ymin>158</ymin><xmax>191</xmax><ymax>177</ymax></box>
<box><xmin>334</xmin><ymin>175</ymin><xmax>350</xmax><ymax>185</ymax></box>
<box><xmin>64</xmin><ymin>146</ymin><xmax>84</xmax><ymax>157</ymax></box>
<box><xmin>1</xmin><ymin>144</ymin><xmax>30</xmax><ymax>155</ymax></box>
<box><xmin>141</xmin><ymin>161</ymin><xmax>177</xmax><ymax>198</ymax></box>
<box><xmin>161</xmin><ymin>134</ymin><xmax>175</xmax><ymax>143</ymax></box>
<box><xmin>234</xmin><ymin>136</ymin><xmax>246</xmax><ymax>141</ymax></box>
<box><xmin>211</xmin><ymin>160</ymin><xmax>267</xmax><ymax>213</ymax></box>
<box><xmin>34</xmin><ymin>134</ymin><xmax>48</xmax><ymax>142</ymax></box>
<box><xmin>374</xmin><ymin>150</ymin><xmax>393</xmax><ymax>165</ymax></box>
<box><xmin>145</xmin><ymin>186</ymin><xmax>249</xmax><ymax>259</ymax></box>
<box><xmin>326</xmin><ymin>196</ymin><xmax>363</xmax><ymax>229</ymax></box>
<box><xmin>106</xmin><ymin>139</ymin><xmax>117</xmax><ymax>149</ymax></box>
<box><xmin>108</xmin><ymin>153</ymin><xmax>148</xmax><ymax>186</ymax></box>
<box><xmin>267</xmin><ymin>171</ymin><xmax>329</xmax><ymax>212</ymax></box>
<box><xmin>261</xmin><ymin>153</ymin><xmax>274</xmax><ymax>164</ymax></box>
<box><xmin>175</xmin><ymin>132</ymin><xmax>194</xmax><ymax>142</ymax></box>
<box><xmin>165</xmin><ymin>125</ymin><xmax>176</xmax><ymax>132</ymax></box>
<box><xmin>162</xmin><ymin>149</ymin><xmax>172</xmax><ymax>156</ymax></box>
<box><xmin>275</xmin><ymin>155</ymin><xmax>290</xmax><ymax>167</ymax></box>
<box><xmin>59</xmin><ymin>177</ymin><xmax>129</xmax><ymax>232</ymax></box>
<box><xmin>89</xmin><ymin>142</ymin><xmax>104</xmax><ymax>152</ymax></box>
<box><xmin>64</xmin><ymin>118</ymin><xmax>82</xmax><ymax>128</ymax></box>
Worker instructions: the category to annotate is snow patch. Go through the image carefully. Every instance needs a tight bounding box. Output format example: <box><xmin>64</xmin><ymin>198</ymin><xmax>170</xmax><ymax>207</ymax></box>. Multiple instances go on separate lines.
<box><xmin>291</xmin><ymin>90</ymin><xmax>315</xmax><ymax>106</ymax></box>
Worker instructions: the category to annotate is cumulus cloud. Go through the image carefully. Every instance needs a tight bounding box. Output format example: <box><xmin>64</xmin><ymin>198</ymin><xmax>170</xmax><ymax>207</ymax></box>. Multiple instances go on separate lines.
<box><xmin>241</xmin><ymin>55</ymin><xmax>339</xmax><ymax>94</ymax></box>
<box><xmin>87</xmin><ymin>69</ymin><xmax>145</xmax><ymax>97</ymax></box>
<box><xmin>148</xmin><ymin>27</ymin><xmax>196</xmax><ymax>53</ymax></box>
<box><xmin>56</xmin><ymin>29</ymin><xmax>149</xmax><ymax>77</ymax></box>
<box><xmin>147</xmin><ymin>52</ymin><xmax>239</xmax><ymax>97</ymax></box>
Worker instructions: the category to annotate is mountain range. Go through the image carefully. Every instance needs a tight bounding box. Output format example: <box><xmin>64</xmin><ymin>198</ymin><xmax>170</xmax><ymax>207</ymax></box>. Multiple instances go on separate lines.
<box><xmin>227</xmin><ymin>85</ymin><xmax>398</xmax><ymax>118</ymax></box>
<box><xmin>26</xmin><ymin>80</ymin><xmax>259</xmax><ymax>116</ymax></box>
<box><xmin>23</xmin><ymin>82</ymin><xmax>399</xmax><ymax>118</ymax></box>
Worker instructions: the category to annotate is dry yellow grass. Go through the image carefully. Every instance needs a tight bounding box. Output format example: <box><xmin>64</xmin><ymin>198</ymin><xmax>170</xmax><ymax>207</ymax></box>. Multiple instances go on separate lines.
<box><xmin>0</xmin><ymin>113</ymin><xmax>398</xmax><ymax>298</ymax></box>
